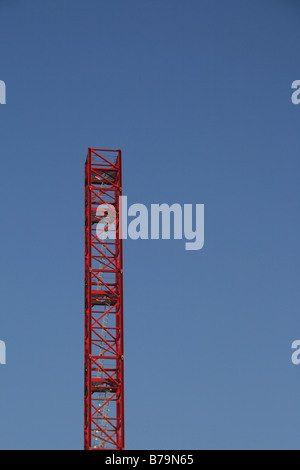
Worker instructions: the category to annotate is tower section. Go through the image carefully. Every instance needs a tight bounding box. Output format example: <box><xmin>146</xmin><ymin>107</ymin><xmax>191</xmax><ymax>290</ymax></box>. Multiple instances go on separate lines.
<box><xmin>85</xmin><ymin>148</ymin><xmax>124</xmax><ymax>450</ymax></box>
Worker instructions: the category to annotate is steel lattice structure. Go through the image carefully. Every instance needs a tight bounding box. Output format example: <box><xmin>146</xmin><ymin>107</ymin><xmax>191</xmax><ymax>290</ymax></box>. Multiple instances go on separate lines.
<box><xmin>84</xmin><ymin>148</ymin><xmax>124</xmax><ymax>450</ymax></box>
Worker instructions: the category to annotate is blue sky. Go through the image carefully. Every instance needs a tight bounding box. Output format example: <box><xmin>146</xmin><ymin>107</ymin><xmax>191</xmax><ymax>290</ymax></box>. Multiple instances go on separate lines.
<box><xmin>0</xmin><ymin>0</ymin><xmax>300</xmax><ymax>450</ymax></box>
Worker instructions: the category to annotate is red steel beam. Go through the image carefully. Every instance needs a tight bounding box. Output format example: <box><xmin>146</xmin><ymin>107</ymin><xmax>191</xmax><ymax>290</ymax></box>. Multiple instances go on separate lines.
<box><xmin>84</xmin><ymin>148</ymin><xmax>124</xmax><ymax>450</ymax></box>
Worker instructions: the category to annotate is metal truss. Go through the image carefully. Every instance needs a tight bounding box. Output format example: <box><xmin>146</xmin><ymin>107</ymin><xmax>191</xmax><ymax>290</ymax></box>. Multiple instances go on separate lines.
<box><xmin>84</xmin><ymin>148</ymin><xmax>124</xmax><ymax>450</ymax></box>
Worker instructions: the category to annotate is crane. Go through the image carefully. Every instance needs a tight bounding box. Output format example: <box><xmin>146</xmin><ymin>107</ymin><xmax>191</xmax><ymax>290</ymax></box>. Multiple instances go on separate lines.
<box><xmin>84</xmin><ymin>148</ymin><xmax>124</xmax><ymax>450</ymax></box>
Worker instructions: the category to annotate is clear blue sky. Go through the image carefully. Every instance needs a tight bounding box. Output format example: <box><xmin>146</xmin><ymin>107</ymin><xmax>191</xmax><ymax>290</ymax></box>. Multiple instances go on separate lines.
<box><xmin>0</xmin><ymin>0</ymin><xmax>300</xmax><ymax>450</ymax></box>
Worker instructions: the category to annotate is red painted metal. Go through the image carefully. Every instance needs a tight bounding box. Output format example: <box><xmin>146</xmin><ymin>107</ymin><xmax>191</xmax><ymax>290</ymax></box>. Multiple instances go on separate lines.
<box><xmin>85</xmin><ymin>148</ymin><xmax>124</xmax><ymax>450</ymax></box>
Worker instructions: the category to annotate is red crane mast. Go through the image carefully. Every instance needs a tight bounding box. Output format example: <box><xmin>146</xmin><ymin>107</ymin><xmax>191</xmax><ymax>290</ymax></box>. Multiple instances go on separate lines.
<box><xmin>84</xmin><ymin>148</ymin><xmax>124</xmax><ymax>450</ymax></box>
